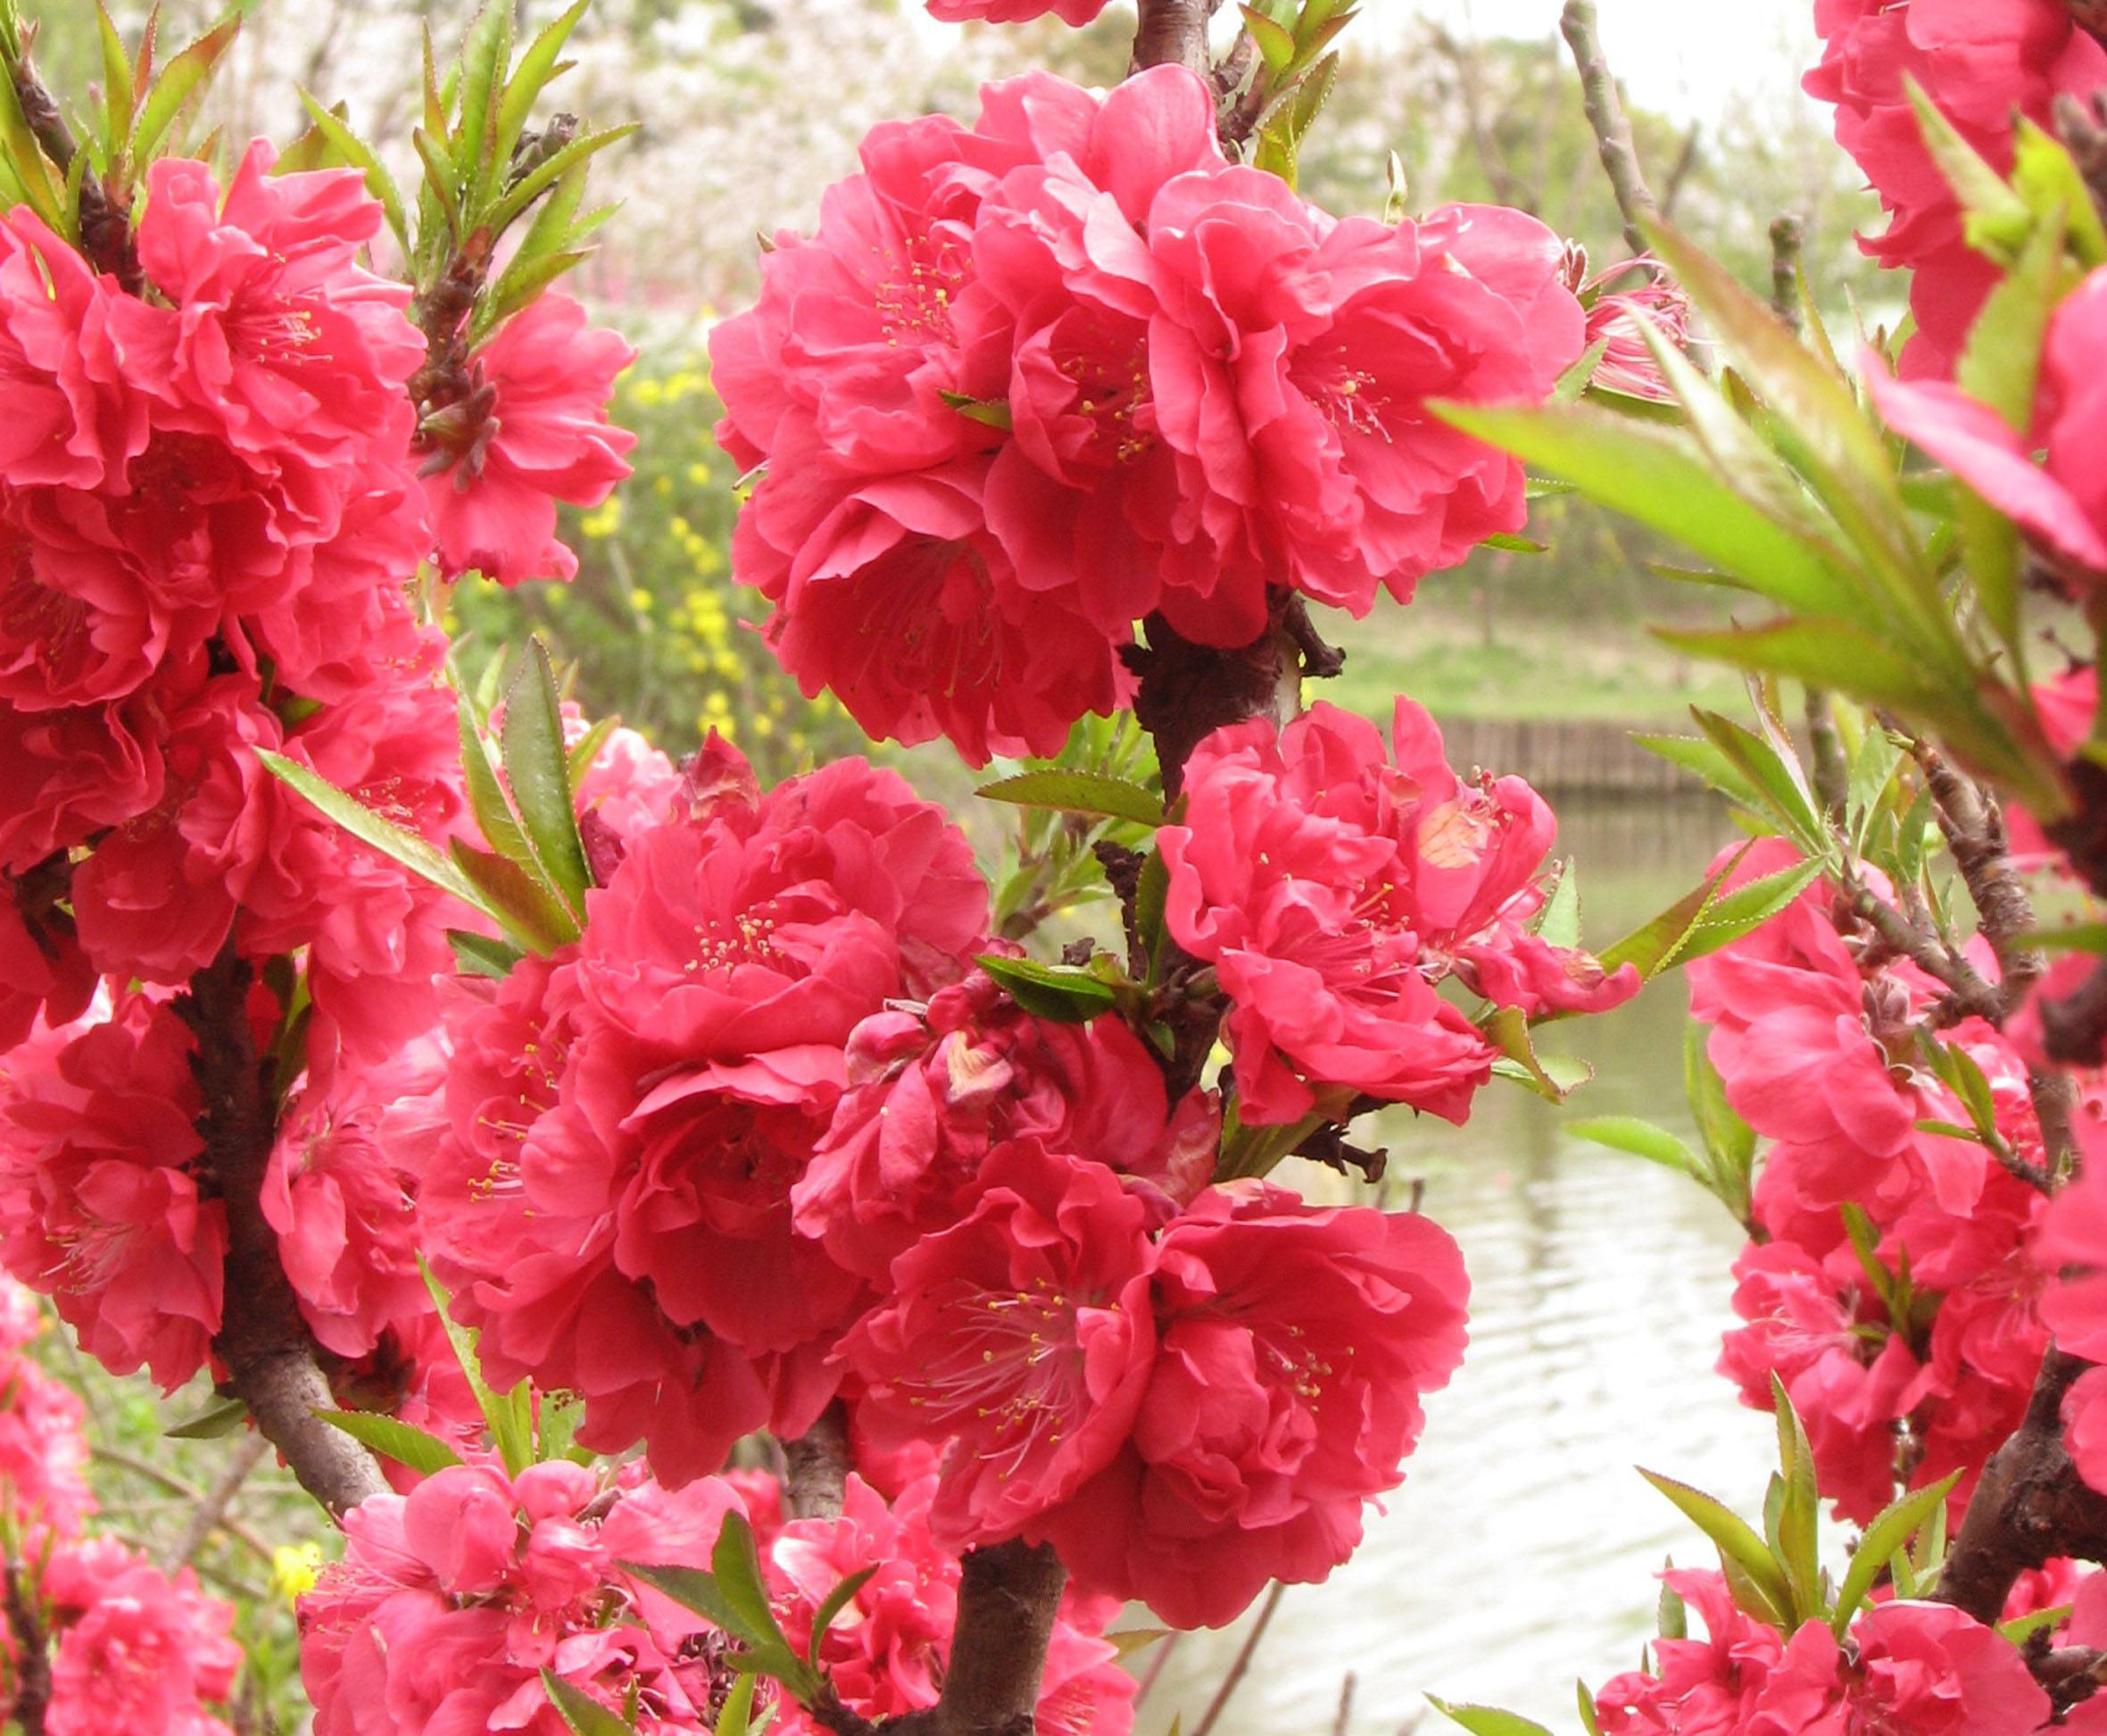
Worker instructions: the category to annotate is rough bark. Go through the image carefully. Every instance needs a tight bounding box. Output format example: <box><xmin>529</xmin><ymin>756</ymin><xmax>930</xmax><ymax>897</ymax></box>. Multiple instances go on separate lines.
<box><xmin>1937</xmin><ymin>1350</ymin><xmax>2107</xmax><ymax>1623</ymax></box>
<box><xmin>178</xmin><ymin>949</ymin><xmax>387</xmax><ymax>1521</ymax></box>
<box><xmin>1132</xmin><ymin>0</ymin><xmax>1213</xmax><ymax>76</ymax></box>
<box><xmin>784</xmin><ymin>1401</ymin><xmax>850</xmax><ymax>1522</ymax></box>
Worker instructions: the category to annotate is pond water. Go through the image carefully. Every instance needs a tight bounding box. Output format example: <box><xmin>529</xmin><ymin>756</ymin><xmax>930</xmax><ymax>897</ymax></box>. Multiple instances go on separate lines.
<box><xmin>1141</xmin><ymin>794</ymin><xmax>1778</xmax><ymax>1734</ymax></box>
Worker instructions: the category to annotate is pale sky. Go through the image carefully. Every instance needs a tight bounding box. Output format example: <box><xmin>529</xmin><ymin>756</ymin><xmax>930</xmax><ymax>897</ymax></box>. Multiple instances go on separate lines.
<box><xmin>1373</xmin><ymin>0</ymin><xmax>1821</xmax><ymax>124</ymax></box>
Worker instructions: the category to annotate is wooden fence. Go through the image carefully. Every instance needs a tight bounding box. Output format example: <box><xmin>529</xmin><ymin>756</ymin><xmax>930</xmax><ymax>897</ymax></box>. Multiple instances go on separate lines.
<box><xmin>1431</xmin><ymin>717</ymin><xmax>1712</xmax><ymax>796</ymax></box>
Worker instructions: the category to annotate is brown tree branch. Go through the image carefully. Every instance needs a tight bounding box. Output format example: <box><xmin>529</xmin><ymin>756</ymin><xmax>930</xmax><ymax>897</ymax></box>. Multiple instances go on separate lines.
<box><xmin>1190</xmin><ymin>1582</ymin><xmax>1284</xmax><ymax>1736</ymax></box>
<box><xmin>1132</xmin><ymin>0</ymin><xmax>1215</xmax><ymax>76</ymax></box>
<box><xmin>177</xmin><ymin>948</ymin><xmax>386</xmax><ymax>1522</ymax></box>
<box><xmin>784</xmin><ymin>1400</ymin><xmax>850</xmax><ymax>1522</ymax></box>
<box><xmin>4</xmin><ymin>1566</ymin><xmax>47</xmax><ymax>1736</ymax></box>
<box><xmin>1559</xmin><ymin>0</ymin><xmax>1656</xmax><ymax>257</ymax></box>
<box><xmin>1937</xmin><ymin>1350</ymin><xmax>2107</xmax><ymax>1623</ymax></box>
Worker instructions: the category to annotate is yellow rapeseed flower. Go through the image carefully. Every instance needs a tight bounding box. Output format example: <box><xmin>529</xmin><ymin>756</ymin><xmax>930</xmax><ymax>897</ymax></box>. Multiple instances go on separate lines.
<box><xmin>271</xmin><ymin>1541</ymin><xmax>323</xmax><ymax>1603</ymax></box>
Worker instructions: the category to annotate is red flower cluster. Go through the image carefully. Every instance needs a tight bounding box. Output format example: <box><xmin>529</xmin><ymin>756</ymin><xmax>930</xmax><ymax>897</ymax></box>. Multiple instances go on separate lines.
<box><xmin>409</xmin><ymin>729</ymin><xmax>1480</xmax><ymax>1626</ymax></box>
<box><xmin>1805</xmin><ymin>0</ymin><xmax>2107</xmax><ymax>377</ymax></box>
<box><xmin>419</xmin><ymin>741</ymin><xmax>988</xmax><ymax>1483</ymax></box>
<box><xmin>1159</xmin><ymin>700</ymin><xmax>1638</xmax><ymax>1126</ymax></box>
<box><xmin>845</xmin><ymin>1143</ymin><xmax>1470</xmax><ymax>1628</ymax></box>
<box><xmin>709</xmin><ymin>69</ymin><xmax>1582</xmax><ymax>762</ymax></box>
<box><xmin>1688</xmin><ymin>843</ymin><xmax>2054</xmax><ymax>1522</ymax></box>
<box><xmin>1595</xmin><ymin>1569</ymin><xmax>2053</xmax><ymax>1734</ymax></box>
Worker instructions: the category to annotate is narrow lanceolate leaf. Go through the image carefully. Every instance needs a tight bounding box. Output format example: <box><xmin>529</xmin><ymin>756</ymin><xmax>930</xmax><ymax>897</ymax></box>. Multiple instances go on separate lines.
<box><xmin>485</xmin><ymin>124</ymin><xmax>640</xmax><ymax>234</ymax></box>
<box><xmin>1832</xmin><ymin>1472</ymin><xmax>1962</xmax><ymax>1633</ymax></box>
<box><xmin>501</xmin><ymin>641</ymin><xmax>593</xmax><ymax>918</ymax></box>
<box><xmin>258</xmin><ymin>749</ymin><xmax>505</xmax><ymax>927</ymax></box>
<box><xmin>712</xmin><ymin>1512</ymin><xmax>792</xmax><ymax>1660</ymax></box>
<box><xmin>450</xmin><ymin>929</ymin><xmax>526</xmax><ymax>981</ymax></box>
<box><xmin>1482</xmin><ymin>1005</ymin><xmax>1592</xmax><ymax>1102</ymax></box>
<box><xmin>296</xmin><ymin>90</ymin><xmax>409</xmax><ymax>250</ymax></box>
<box><xmin>449</xmin><ymin>840</ymin><xmax>580</xmax><ymax>954</ymax></box>
<box><xmin>1425</xmin><ymin>1699</ymin><xmax>1554</xmax><ymax>1736</ymax></box>
<box><xmin>976</xmin><ymin>955</ymin><xmax>1119</xmax><ymax>1024</ymax></box>
<box><xmin>976</xmin><ymin>769</ymin><xmax>1164</xmax><ymax>827</ymax></box>
<box><xmin>166</xmin><ymin>1397</ymin><xmax>248</xmax><ymax>1440</ymax></box>
<box><xmin>451</xmin><ymin>0</ymin><xmax>514</xmax><ymax>209</ymax></box>
<box><xmin>1564</xmin><ymin>1117</ymin><xmax>1701</xmax><ymax>1177</ymax></box>
<box><xmin>317</xmin><ymin>1411</ymin><xmax>465</xmax><ymax>1475</ymax></box>
<box><xmin>807</xmin><ymin>1565</ymin><xmax>878</xmax><ymax>1667</ymax></box>
<box><xmin>1767</xmin><ymin>1376</ymin><xmax>1822</xmax><ymax>1624</ymax></box>
<box><xmin>1436</xmin><ymin>401</ymin><xmax>1857</xmax><ymax>619</ymax></box>
<box><xmin>713</xmin><ymin>1673</ymin><xmax>757</xmax><ymax>1736</ymax></box>
<box><xmin>622</xmin><ymin>1563</ymin><xmax>745</xmax><ymax>1636</ymax></box>
<box><xmin>1638</xmin><ymin>1469</ymin><xmax>1795</xmax><ymax>1622</ymax></box>
<box><xmin>96</xmin><ymin>3</ymin><xmax>136</xmax><ymax>172</ymax></box>
<box><xmin>418</xmin><ymin>1258</ymin><xmax>533</xmax><ymax>1475</ymax></box>
<box><xmin>131</xmin><ymin>11</ymin><xmax>239</xmax><ymax>164</ymax></box>
<box><xmin>493</xmin><ymin>0</ymin><xmax>590</xmax><ymax>174</ymax></box>
<box><xmin>541</xmin><ymin>1670</ymin><xmax>634</xmax><ymax>1736</ymax></box>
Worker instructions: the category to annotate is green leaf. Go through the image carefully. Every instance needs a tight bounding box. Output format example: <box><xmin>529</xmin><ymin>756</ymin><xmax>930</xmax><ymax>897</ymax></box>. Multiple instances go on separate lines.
<box><xmin>975</xmin><ymin>954</ymin><xmax>1119</xmax><ymax>1024</ymax></box>
<box><xmin>1565</xmin><ymin>1117</ymin><xmax>1701</xmax><ymax>1177</ymax></box>
<box><xmin>95</xmin><ymin>3</ymin><xmax>135</xmax><ymax>171</ymax></box>
<box><xmin>714</xmin><ymin>1511</ymin><xmax>793</xmax><ymax>1659</ymax></box>
<box><xmin>1689</xmin><ymin>708</ymin><xmax>1824</xmax><ymax>849</ymax></box>
<box><xmin>450</xmin><ymin>839</ymin><xmax>580</xmax><ymax>953</ymax></box>
<box><xmin>976</xmin><ymin>769</ymin><xmax>1163</xmax><ymax>827</ymax></box>
<box><xmin>2017</xmin><ymin>922</ymin><xmax>2107</xmax><ymax>954</ymax></box>
<box><xmin>541</xmin><ymin>1670</ymin><xmax>633</xmax><ymax>1736</ymax></box>
<box><xmin>2012</xmin><ymin>119</ymin><xmax>2107</xmax><ymax>266</ymax></box>
<box><xmin>938</xmin><ymin>389</ymin><xmax>1015</xmax><ymax>432</ymax></box>
<box><xmin>418</xmin><ymin>1258</ymin><xmax>534</xmax><ymax>1474</ymax></box>
<box><xmin>258</xmin><ymin>749</ymin><xmax>504</xmax><ymax>926</ymax></box>
<box><xmin>1657</xmin><ymin>1573</ymin><xmax>1688</xmax><ymax>1640</ymax></box>
<box><xmin>1831</xmin><ymin>1473</ymin><xmax>1961</xmax><ymax>1634</ymax></box>
<box><xmin>295</xmin><ymin>91</ymin><xmax>408</xmax><ymax>251</ymax></box>
<box><xmin>450</xmin><ymin>928</ymin><xmax>525</xmax><ymax>980</ymax></box>
<box><xmin>493</xmin><ymin>0</ymin><xmax>590</xmax><ymax>178</ymax></box>
<box><xmin>1482</xmin><ymin>1005</ymin><xmax>1591</xmax><ymax>1102</ymax></box>
<box><xmin>1240</xmin><ymin>4</ymin><xmax>1298</xmax><ymax>71</ymax></box>
<box><xmin>1634</xmin><ymin>734</ymin><xmax>1771</xmax><ymax>811</ymax></box>
<box><xmin>317</xmin><ymin>1411</ymin><xmax>466</xmax><ymax>1475</ymax></box>
<box><xmin>565</xmin><ymin>713</ymin><xmax>620</xmax><ymax>785</ymax></box>
<box><xmin>0</xmin><ymin>60</ymin><xmax>63</xmax><ymax>235</ymax></box>
<box><xmin>460</xmin><ymin>698</ymin><xmax>542</xmax><ymax>871</ymax></box>
<box><xmin>1535</xmin><ymin>861</ymin><xmax>1580</xmax><ymax>949</ymax></box>
<box><xmin>131</xmin><ymin>11</ymin><xmax>238</xmax><ymax>164</ymax></box>
<box><xmin>1593</xmin><ymin>851</ymin><xmax>1820</xmax><ymax>984</ymax></box>
<box><xmin>1685</xmin><ymin>1021</ymin><xmax>1755</xmax><ymax>1224</ymax></box>
<box><xmin>1999</xmin><ymin>1602</ymin><xmax>2073</xmax><ymax>1647</ymax></box>
<box><xmin>501</xmin><ymin>641</ymin><xmax>593</xmax><ymax>918</ymax></box>
<box><xmin>807</xmin><ymin>1565</ymin><xmax>877</xmax><ymax>1667</ymax></box>
<box><xmin>1105</xmin><ymin>1628</ymin><xmax>1171</xmax><ymax>1658</ymax></box>
<box><xmin>1638</xmin><ymin>1469</ymin><xmax>1795</xmax><ymax>1623</ymax></box>
<box><xmin>1768</xmin><ymin>1375</ymin><xmax>1822</xmax><ymax>1624</ymax></box>
<box><xmin>1134</xmin><ymin>847</ymin><xmax>1171</xmax><ymax>979</ymax></box>
<box><xmin>623</xmin><ymin>1563</ymin><xmax>744</xmax><ymax>1634</ymax></box>
<box><xmin>165</xmin><ymin>1397</ymin><xmax>248</xmax><ymax>1440</ymax></box>
<box><xmin>714</xmin><ymin>1673</ymin><xmax>757</xmax><ymax>1736</ymax></box>
<box><xmin>1431</xmin><ymin>402</ymin><xmax>1854</xmax><ymax>619</ymax></box>
<box><xmin>1578</xmin><ymin>1680</ymin><xmax>1604</xmax><ymax>1736</ymax></box>
<box><xmin>451</xmin><ymin>0</ymin><xmax>513</xmax><ymax>211</ymax></box>
<box><xmin>1426</xmin><ymin>1699</ymin><xmax>1552</xmax><ymax>1736</ymax></box>
<box><xmin>485</xmin><ymin>123</ymin><xmax>639</xmax><ymax>235</ymax></box>
<box><xmin>1904</xmin><ymin>79</ymin><xmax>2031</xmax><ymax>253</ymax></box>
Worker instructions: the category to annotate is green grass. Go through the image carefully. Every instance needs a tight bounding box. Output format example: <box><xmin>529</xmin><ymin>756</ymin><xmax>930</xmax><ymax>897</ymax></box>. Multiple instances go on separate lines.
<box><xmin>1322</xmin><ymin>602</ymin><xmax>1751</xmax><ymax>726</ymax></box>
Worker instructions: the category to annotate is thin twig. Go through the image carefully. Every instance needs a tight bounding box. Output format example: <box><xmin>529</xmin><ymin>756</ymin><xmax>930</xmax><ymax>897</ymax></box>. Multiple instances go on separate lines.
<box><xmin>1559</xmin><ymin>0</ymin><xmax>1656</xmax><ymax>255</ymax></box>
<box><xmin>1842</xmin><ymin>876</ymin><xmax>2003</xmax><ymax>1024</ymax></box>
<box><xmin>1133</xmin><ymin>1630</ymin><xmax>1183</xmax><ymax>1709</ymax></box>
<box><xmin>1331</xmin><ymin>1671</ymin><xmax>1357</xmax><ymax>1736</ymax></box>
<box><xmin>168</xmin><ymin>1433</ymin><xmax>270</xmax><ymax>1571</ymax></box>
<box><xmin>1190</xmin><ymin>1582</ymin><xmax>1285</xmax><ymax>1736</ymax></box>
<box><xmin>87</xmin><ymin>1446</ymin><xmax>280</xmax><ymax>1566</ymax></box>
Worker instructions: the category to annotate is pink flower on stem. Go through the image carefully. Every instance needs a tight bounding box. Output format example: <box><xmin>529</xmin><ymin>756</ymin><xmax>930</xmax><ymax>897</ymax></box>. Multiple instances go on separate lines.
<box><xmin>842</xmin><ymin>1139</ymin><xmax>1159</xmax><ymax>1548</ymax></box>
<box><xmin>1159</xmin><ymin>699</ymin><xmax>1635</xmax><ymax>1126</ymax></box>
<box><xmin>424</xmin><ymin>292</ymin><xmax>638</xmax><ymax>587</ymax></box>
<box><xmin>0</xmin><ymin>994</ymin><xmax>223</xmax><ymax>1390</ymax></box>
<box><xmin>1041</xmin><ymin>1182</ymin><xmax>1469</xmax><ymax>1628</ymax></box>
<box><xmin>43</xmin><ymin>1538</ymin><xmax>241</xmax><ymax>1736</ymax></box>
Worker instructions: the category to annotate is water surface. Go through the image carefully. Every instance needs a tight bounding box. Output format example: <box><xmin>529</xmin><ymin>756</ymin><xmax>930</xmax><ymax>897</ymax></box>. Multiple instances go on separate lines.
<box><xmin>1143</xmin><ymin>797</ymin><xmax>1774</xmax><ymax>1733</ymax></box>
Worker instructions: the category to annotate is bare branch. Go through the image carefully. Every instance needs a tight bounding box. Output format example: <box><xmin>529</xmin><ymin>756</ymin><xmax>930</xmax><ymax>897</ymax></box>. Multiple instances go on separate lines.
<box><xmin>1558</xmin><ymin>0</ymin><xmax>1656</xmax><ymax>256</ymax></box>
<box><xmin>1132</xmin><ymin>0</ymin><xmax>1214</xmax><ymax>76</ymax></box>
<box><xmin>784</xmin><ymin>1401</ymin><xmax>850</xmax><ymax>1522</ymax></box>
<box><xmin>177</xmin><ymin>949</ymin><xmax>387</xmax><ymax>1522</ymax></box>
<box><xmin>169</xmin><ymin>1433</ymin><xmax>271</xmax><ymax>1571</ymax></box>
